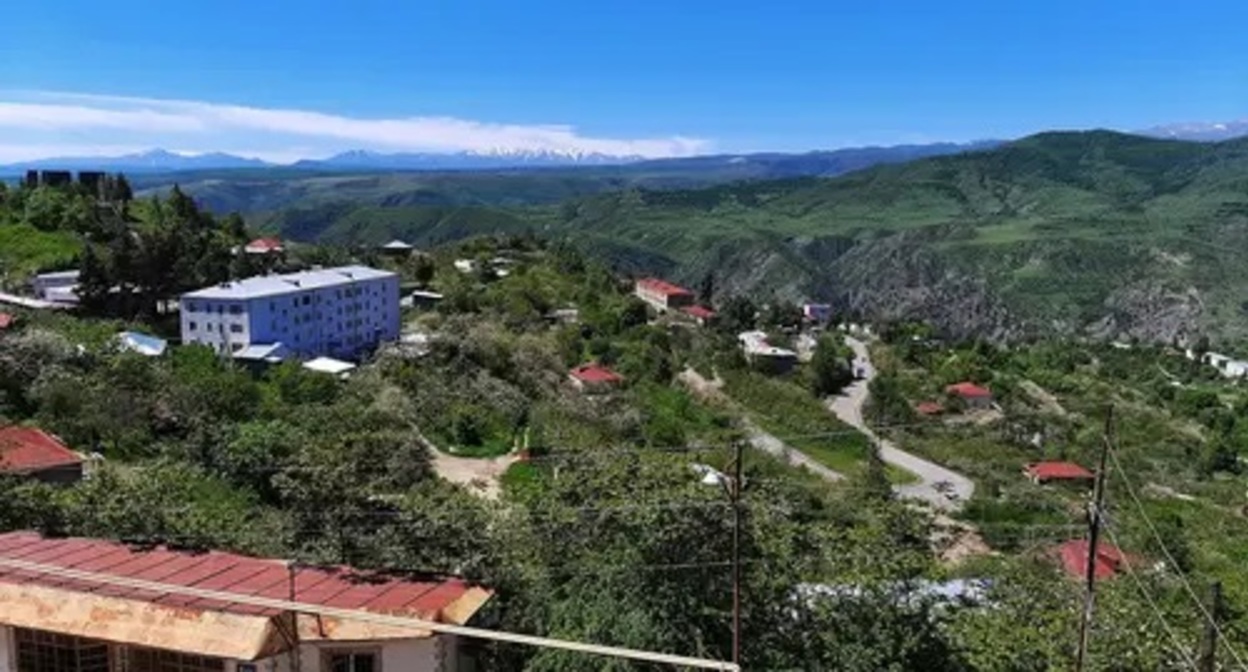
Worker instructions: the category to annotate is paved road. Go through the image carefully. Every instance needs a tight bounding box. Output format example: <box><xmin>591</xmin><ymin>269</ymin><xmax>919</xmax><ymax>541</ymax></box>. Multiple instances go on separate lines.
<box><xmin>677</xmin><ymin>368</ymin><xmax>846</xmax><ymax>483</ymax></box>
<box><xmin>828</xmin><ymin>337</ymin><xmax>975</xmax><ymax>512</ymax></box>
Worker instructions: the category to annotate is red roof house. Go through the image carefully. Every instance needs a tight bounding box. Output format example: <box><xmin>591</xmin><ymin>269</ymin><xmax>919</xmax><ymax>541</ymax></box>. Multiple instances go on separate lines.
<box><xmin>635</xmin><ymin>277</ymin><xmax>695</xmax><ymax>311</ymax></box>
<box><xmin>680</xmin><ymin>305</ymin><xmax>716</xmax><ymax>326</ymax></box>
<box><xmin>0</xmin><ymin>425</ymin><xmax>83</xmax><ymax>483</ymax></box>
<box><xmin>1025</xmin><ymin>461</ymin><xmax>1095</xmax><ymax>484</ymax></box>
<box><xmin>915</xmin><ymin>401</ymin><xmax>945</xmax><ymax>416</ymax></box>
<box><xmin>0</xmin><ymin>530</ymin><xmax>493</xmax><ymax>662</ymax></box>
<box><xmin>1057</xmin><ymin>539</ymin><xmax>1127</xmax><ymax>580</ymax></box>
<box><xmin>945</xmin><ymin>382</ymin><xmax>993</xmax><ymax>409</ymax></box>
<box><xmin>243</xmin><ymin>237</ymin><xmax>285</xmax><ymax>254</ymax></box>
<box><xmin>569</xmin><ymin>363</ymin><xmax>624</xmax><ymax>393</ymax></box>
<box><xmin>0</xmin><ymin>312</ymin><xmax>14</xmax><ymax>331</ymax></box>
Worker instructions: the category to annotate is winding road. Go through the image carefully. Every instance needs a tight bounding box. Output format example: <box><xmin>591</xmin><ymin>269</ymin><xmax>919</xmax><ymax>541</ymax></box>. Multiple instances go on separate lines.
<box><xmin>828</xmin><ymin>336</ymin><xmax>975</xmax><ymax>512</ymax></box>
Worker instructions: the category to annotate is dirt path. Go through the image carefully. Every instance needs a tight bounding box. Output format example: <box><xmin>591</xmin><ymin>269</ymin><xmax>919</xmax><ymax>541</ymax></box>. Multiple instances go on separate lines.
<box><xmin>430</xmin><ymin>450</ymin><xmax>518</xmax><ymax>500</ymax></box>
<box><xmin>678</xmin><ymin>368</ymin><xmax>846</xmax><ymax>482</ymax></box>
<box><xmin>830</xmin><ymin>337</ymin><xmax>975</xmax><ymax>513</ymax></box>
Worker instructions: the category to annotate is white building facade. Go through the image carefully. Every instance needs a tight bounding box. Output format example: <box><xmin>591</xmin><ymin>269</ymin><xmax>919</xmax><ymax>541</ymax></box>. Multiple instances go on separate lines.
<box><xmin>180</xmin><ymin>266</ymin><xmax>400</xmax><ymax>360</ymax></box>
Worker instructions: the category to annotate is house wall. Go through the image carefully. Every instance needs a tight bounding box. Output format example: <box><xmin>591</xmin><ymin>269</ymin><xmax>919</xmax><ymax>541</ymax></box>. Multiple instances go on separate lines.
<box><xmin>260</xmin><ymin>637</ymin><xmax>452</xmax><ymax>672</ymax></box>
<box><xmin>30</xmin><ymin>274</ymin><xmax>79</xmax><ymax>301</ymax></box>
<box><xmin>964</xmin><ymin>396</ymin><xmax>992</xmax><ymax>410</ymax></box>
<box><xmin>182</xmin><ymin>276</ymin><xmax>400</xmax><ymax>360</ymax></box>
<box><xmin>30</xmin><ymin>463</ymin><xmax>84</xmax><ymax>485</ymax></box>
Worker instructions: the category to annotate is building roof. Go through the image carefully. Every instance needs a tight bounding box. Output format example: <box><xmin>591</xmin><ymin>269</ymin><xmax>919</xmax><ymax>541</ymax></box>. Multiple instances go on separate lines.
<box><xmin>303</xmin><ymin>357</ymin><xmax>357</xmax><ymax>375</ymax></box>
<box><xmin>182</xmin><ymin>266</ymin><xmax>396</xmax><ymax>301</ymax></box>
<box><xmin>117</xmin><ymin>331</ymin><xmax>168</xmax><ymax>357</ymax></box>
<box><xmin>1057</xmin><ymin>539</ymin><xmax>1125</xmax><ymax>580</ymax></box>
<box><xmin>636</xmin><ymin>277</ymin><xmax>694</xmax><ymax>297</ymax></box>
<box><xmin>243</xmin><ymin>237</ymin><xmax>284</xmax><ymax>253</ymax></box>
<box><xmin>0</xmin><ymin>531</ymin><xmax>492</xmax><ymax>660</ymax></box>
<box><xmin>681</xmin><ymin>305</ymin><xmax>716</xmax><ymax>320</ymax></box>
<box><xmin>34</xmin><ymin>270</ymin><xmax>81</xmax><ymax>281</ymax></box>
<box><xmin>381</xmin><ymin>239</ymin><xmax>413</xmax><ymax>250</ymax></box>
<box><xmin>0</xmin><ymin>312</ymin><xmax>14</xmax><ymax>330</ymax></box>
<box><xmin>946</xmin><ymin>382</ymin><xmax>992</xmax><ymax>399</ymax></box>
<box><xmin>1026</xmin><ymin>461</ymin><xmax>1095</xmax><ymax>481</ymax></box>
<box><xmin>232</xmin><ymin>342</ymin><xmax>290</xmax><ymax>362</ymax></box>
<box><xmin>569</xmin><ymin>363</ymin><xmax>623</xmax><ymax>384</ymax></box>
<box><xmin>0</xmin><ymin>426</ymin><xmax>83</xmax><ymax>474</ymax></box>
<box><xmin>915</xmin><ymin>401</ymin><xmax>945</xmax><ymax>416</ymax></box>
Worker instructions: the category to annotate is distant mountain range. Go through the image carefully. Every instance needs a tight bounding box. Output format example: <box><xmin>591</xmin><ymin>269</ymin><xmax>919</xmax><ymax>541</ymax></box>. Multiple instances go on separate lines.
<box><xmin>1137</xmin><ymin>119</ymin><xmax>1248</xmax><ymax>142</ymax></box>
<box><xmin>5</xmin><ymin>149</ymin><xmax>271</xmax><ymax>174</ymax></box>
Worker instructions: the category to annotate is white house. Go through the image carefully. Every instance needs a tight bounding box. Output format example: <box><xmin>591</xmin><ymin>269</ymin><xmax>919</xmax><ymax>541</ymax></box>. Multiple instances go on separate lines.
<box><xmin>738</xmin><ymin>331</ymin><xmax>798</xmax><ymax>374</ymax></box>
<box><xmin>180</xmin><ymin>266</ymin><xmax>400</xmax><ymax>361</ymax></box>
<box><xmin>0</xmin><ymin>531</ymin><xmax>492</xmax><ymax>672</ymax></box>
<box><xmin>634</xmin><ymin>278</ymin><xmax>695</xmax><ymax>313</ymax></box>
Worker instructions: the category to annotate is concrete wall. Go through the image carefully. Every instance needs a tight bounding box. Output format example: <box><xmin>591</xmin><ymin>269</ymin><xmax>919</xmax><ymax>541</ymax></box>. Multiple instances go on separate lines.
<box><xmin>0</xmin><ymin>626</ymin><xmax>14</xmax><ymax>672</ymax></box>
<box><xmin>260</xmin><ymin>638</ymin><xmax>451</xmax><ymax>672</ymax></box>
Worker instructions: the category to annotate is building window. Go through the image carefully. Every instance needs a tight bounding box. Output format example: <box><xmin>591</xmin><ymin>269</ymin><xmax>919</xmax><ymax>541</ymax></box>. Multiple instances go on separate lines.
<box><xmin>186</xmin><ymin>302</ymin><xmax>198</xmax><ymax>313</ymax></box>
<box><xmin>270</xmin><ymin>301</ymin><xmax>276</xmax><ymax>311</ymax></box>
<box><xmin>328</xmin><ymin>652</ymin><xmax>376</xmax><ymax>672</ymax></box>
<box><xmin>230</xmin><ymin>324</ymin><xmax>243</xmax><ymax>334</ymax></box>
<box><xmin>15</xmin><ymin>628</ymin><xmax>109</xmax><ymax>672</ymax></box>
<box><xmin>228</xmin><ymin>305</ymin><xmax>243</xmax><ymax>315</ymax></box>
<box><xmin>302</xmin><ymin>296</ymin><xmax>311</xmax><ymax>306</ymax></box>
<box><xmin>188</xmin><ymin>321</ymin><xmax>197</xmax><ymax>331</ymax></box>
<box><xmin>231</xmin><ymin>343</ymin><xmax>243</xmax><ymax>352</ymax></box>
<box><xmin>127</xmin><ymin>646</ymin><xmax>225</xmax><ymax>672</ymax></box>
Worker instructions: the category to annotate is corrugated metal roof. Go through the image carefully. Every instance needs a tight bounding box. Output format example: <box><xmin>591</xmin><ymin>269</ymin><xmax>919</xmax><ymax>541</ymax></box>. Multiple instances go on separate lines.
<box><xmin>182</xmin><ymin>266</ymin><xmax>395</xmax><ymax>301</ymax></box>
<box><xmin>0</xmin><ymin>426</ymin><xmax>83</xmax><ymax>474</ymax></box>
<box><xmin>636</xmin><ymin>277</ymin><xmax>693</xmax><ymax>297</ymax></box>
<box><xmin>0</xmin><ymin>531</ymin><xmax>487</xmax><ymax>623</ymax></box>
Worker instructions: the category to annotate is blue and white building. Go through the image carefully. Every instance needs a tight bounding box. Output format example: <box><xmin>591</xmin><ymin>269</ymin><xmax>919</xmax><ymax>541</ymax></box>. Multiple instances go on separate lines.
<box><xmin>179</xmin><ymin>266</ymin><xmax>400</xmax><ymax>360</ymax></box>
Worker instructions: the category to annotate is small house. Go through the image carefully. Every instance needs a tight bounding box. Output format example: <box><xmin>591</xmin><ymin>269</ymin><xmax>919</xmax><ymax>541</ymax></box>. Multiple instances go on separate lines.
<box><xmin>243</xmin><ymin>237</ymin><xmax>285</xmax><ymax>255</ymax></box>
<box><xmin>802</xmin><ymin>303</ymin><xmax>833</xmax><ymax>323</ymax></box>
<box><xmin>679</xmin><ymin>305</ymin><xmax>716</xmax><ymax>327</ymax></box>
<box><xmin>0</xmin><ymin>531</ymin><xmax>492</xmax><ymax>672</ymax></box>
<box><xmin>407</xmin><ymin>290</ymin><xmax>445</xmax><ymax>309</ymax></box>
<box><xmin>569</xmin><ymin>363</ymin><xmax>624</xmax><ymax>394</ymax></box>
<box><xmin>117</xmin><ymin>331</ymin><xmax>168</xmax><ymax>357</ymax></box>
<box><xmin>1024</xmin><ymin>461</ymin><xmax>1094</xmax><ymax>485</ymax></box>
<box><xmin>945</xmin><ymin>382</ymin><xmax>993</xmax><ymax>410</ymax></box>
<box><xmin>0</xmin><ymin>426</ymin><xmax>84</xmax><ymax>484</ymax></box>
<box><xmin>1056</xmin><ymin>539</ymin><xmax>1126</xmax><ymax>580</ymax></box>
<box><xmin>915</xmin><ymin>401</ymin><xmax>945</xmax><ymax>416</ymax></box>
<box><xmin>30</xmin><ymin>270</ymin><xmax>80</xmax><ymax>304</ymax></box>
<box><xmin>303</xmin><ymin>356</ymin><xmax>357</xmax><ymax>378</ymax></box>
<box><xmin>381</xmin><ymin>239</ymin><xmax>414</xmax><ymax>254</ymax></box>
<box><xmin>634</xmin><ymin>278</ymin><xmax>695</xmax><ymax>312</ymax></box>
<box><xmin>453</xmin><ymin>259</ymin><xmax>479</xmax><ymax>274</ymax></box>
<box><xmin>738</xmin><ymin>331</ymin><xmax>798</xmax><ymax>375</ymax></box>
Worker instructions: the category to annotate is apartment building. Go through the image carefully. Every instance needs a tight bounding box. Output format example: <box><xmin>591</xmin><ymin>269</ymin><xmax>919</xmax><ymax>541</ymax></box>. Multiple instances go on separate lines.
<box><xmin>180</xmin><ymin>266</ymin><xmax>400</xmax><ymax>360</ymax></box>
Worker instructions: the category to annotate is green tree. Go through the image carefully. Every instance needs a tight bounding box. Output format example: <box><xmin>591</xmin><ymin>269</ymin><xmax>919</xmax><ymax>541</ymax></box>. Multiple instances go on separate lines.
<box><xmin>811</xmin><ymin>334</ymin><xmax>854</xmax><ymax>397</ymax></box>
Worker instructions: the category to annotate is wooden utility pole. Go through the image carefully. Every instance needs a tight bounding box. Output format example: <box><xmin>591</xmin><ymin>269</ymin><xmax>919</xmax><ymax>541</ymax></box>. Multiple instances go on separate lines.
<box><xmin>731</xmin><ymin>440</ymin><xmax>744</xmax><ymax>669</ymax></box>
<box><xmin>1075</xmin><ymin>405</ymin><xmax>1113</xmax><ymax>672</ymax></box>
<box><xmin>1198</xmin><ymin>581</ymin><xmax>1224</xmax><ymax>672</ymax></box>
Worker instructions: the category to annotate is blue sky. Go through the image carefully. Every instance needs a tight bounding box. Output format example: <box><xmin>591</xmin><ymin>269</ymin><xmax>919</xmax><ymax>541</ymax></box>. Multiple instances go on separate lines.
<box><xmin>0</xmin><ymin>0</ymin><xmax>1245</xmax><ymax>162</ymax></box>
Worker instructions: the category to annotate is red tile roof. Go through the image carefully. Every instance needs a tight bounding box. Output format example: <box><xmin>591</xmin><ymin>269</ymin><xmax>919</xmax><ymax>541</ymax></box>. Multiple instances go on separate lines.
<box><xmin>681</xmin><ymin>305</ymin><xmax>716</xmax><ymax>320</ymax></box>
<box><xmin>1026</xmin><ymin>461</ymin><xmax>1095</xmax><ymax>481</ymax></box>
<box><xmin>946</xmin><ymin>382</ymin><xmax>992</xmax><ymax>398</ymax></box>
<box><xmin>0</xmin><ymin>531</ymin><xmax>486</xmax><ymax>621</ymax></box>
<box><xmin>915</xmin><ymin>401</ymin><xmax>945</xmax><ymax>416</ymax></box>
<box><xmin>569</xmin><ymin>363</ymin><xmax>624</xmax><ymax>384</ymax></box>
<box><xmin>1057</xmin><ymin>539</ymin><xmax>1125</xmax><ymax>580</ymax></box>
<box><xmin>0</xmin><ymin>313</ymin><xmax>13</xmax><ymax>330</ymax></box>
<box><xmin>636</xmin><ymin>277</ymin><xmax>693</xmax><ymax>297</ymax></box>
<box><xmin>244</xmin><ymin>237</ymin><xmax>284</xmax><ymax>253</ymax></box>
<box><xmin>0</xmin><ymin>426</ymin><xmax>82</xmax><ymax>474</ymax></box>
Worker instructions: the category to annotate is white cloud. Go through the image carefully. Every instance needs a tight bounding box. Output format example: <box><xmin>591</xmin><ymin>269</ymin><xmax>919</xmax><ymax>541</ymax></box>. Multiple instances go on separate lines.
<box><xmin>0</xmin><ymin>90</ymin><xmax>710</xmax><ymax>162</ymax></box>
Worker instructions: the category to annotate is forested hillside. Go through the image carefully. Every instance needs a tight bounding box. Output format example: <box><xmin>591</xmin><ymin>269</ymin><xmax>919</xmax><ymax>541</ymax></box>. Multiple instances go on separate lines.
<box><xmin>242</xmin><ymin>131</ymin><xmax>1248</xmax><ymax>345</ymax></box>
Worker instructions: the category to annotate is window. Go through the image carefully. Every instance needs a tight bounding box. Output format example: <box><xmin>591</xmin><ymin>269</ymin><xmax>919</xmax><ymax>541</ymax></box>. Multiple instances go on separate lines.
<box><xmin>302</xmin><ymin>296</ymin><xmax>311</xmax><ymax>306</ymax></box>
<box><xmin>228</xmin><ymin>305</ymin><xmax>243</xmax><ymax>315</ymax></box>
<box><xmin>186</xmin><ymin>302</ymin><xmax>198</xmax><ymax>313</ymax></box>
<box><xmin>188</xmin><ymin>321</ymin><xmax>197</xmax><ymax>331</ymax></box>
<box><xmin>270</xmin><ymin>301</ymin><xmax>276</xmax><ymax>311</ymax></box>
<box><xmin>328</xmin><ymin>652</ymin><xmax>376</xmax><ymax>672</ymax></box>
<box><xmin>126</xmin><ymin>647</ymin><xmax>224</xmax><ymax>672</ymax></box>
<box><xmin>230</xmin><ymin>324</ymin><xmax>243</xmax><ymax>334</ymax></box>
<box><xmin>231</xmin><ymin>343</ymin><xmax>244</xmax><ymax>352</ymax></box>
<box><xmin>15</xmin><ymin>628</ymin><xmax>109</xmax><ymax>672</ymax></box>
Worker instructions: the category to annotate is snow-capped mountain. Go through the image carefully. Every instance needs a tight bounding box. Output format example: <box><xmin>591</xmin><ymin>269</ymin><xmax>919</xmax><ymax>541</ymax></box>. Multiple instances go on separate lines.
<box><xmin>1137</xmin><ymin>120</ymin><xmax>1248</xmax><ymax>142</ymax></box>
<box><xmin>293</xmin><ymin>148</ymin><xmax>645</xmax><ymax>171</ymax></box>
<box><xmin>0</xmin><ymin>149</ymin><xmax>273</xmax><ymax>174</ymax></box>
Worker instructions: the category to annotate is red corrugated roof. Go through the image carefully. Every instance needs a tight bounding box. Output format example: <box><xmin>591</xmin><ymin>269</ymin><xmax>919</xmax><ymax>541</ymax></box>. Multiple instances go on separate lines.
<box><xmin>915</xmin><ymin>401</ymin><xmax>945</xmax><ymax>416</ymax></box>
<box><xmin>0</xmin><ymin>426</ymin><xmax>82</xmax><ymax>474</ymax></box>
<box><xmin>946</xmin><ymin>382</ymin><xmax>992</xmax><ymax>398</ymax></box>
<box><xmin>244</xmin><ymin>237</ymin><xmax>284</xmax><ymax>252</ymax></box>
<box><xmin>1057</xmin><ymin>539</ymin><xmax>1125</xmax><ymax>580</ymax></box>
<box><xmin>636</xmin><ymin>277</ymin><xmax>693</xmax><ymax>297</ymax></box>
<box><xmin>570</xmin><ymin>363</ymin><xmax>623</xmax><ymax>384</ymax></box>
<box><xmin>0</xmin><ymin>313</ymin><xmax>14</xmax><ymax>330</ymax></box>
<box><xmin>1026</xmin><ymin>461</ymin><xmax>1094</xmax><ymax>481</ymax></box>
<box><xmin>0</xmin><ymin>531</ymin><xmax>484</xmax><ymax>620</ymax></box>
<box><xmin>681</xmin><ymin>305</ymin><xmax>716</xmax><ymax>319</ymax></box>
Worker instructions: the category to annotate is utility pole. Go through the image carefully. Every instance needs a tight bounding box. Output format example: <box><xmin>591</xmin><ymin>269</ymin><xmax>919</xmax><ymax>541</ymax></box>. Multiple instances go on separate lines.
<box><xmin>1198</xmin><ymin>581</ymin><xmax>1224</xmax><ymax>672</ymax></box>
<box><xmin>1075</xmin><ymin>405</ymin><xmax>1113</xmax><ymax>672</ymax></box>
<box><xmin>730</xmin><ymin>439</ymin><xmax>743</xmax><ymax>669</ymax></box>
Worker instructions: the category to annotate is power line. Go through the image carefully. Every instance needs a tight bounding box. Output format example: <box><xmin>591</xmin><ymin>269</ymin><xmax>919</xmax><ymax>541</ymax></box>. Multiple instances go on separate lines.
<box><xmin>1107</xmin><ymin>445</ymin><xmax>1248</xmax><ymax>671</ymax></box>
<box><xmin>1102</xmin><ymin>523</ymin><xmax>1199</xmax><ymax>670</ymax></box>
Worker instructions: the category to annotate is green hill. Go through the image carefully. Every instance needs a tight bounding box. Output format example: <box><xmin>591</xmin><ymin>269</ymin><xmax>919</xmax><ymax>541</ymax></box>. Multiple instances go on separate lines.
<box><xmin>260</xmin><ymin>131</ymin><xmax>1248</xmax><ymax>344</ymax></box>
